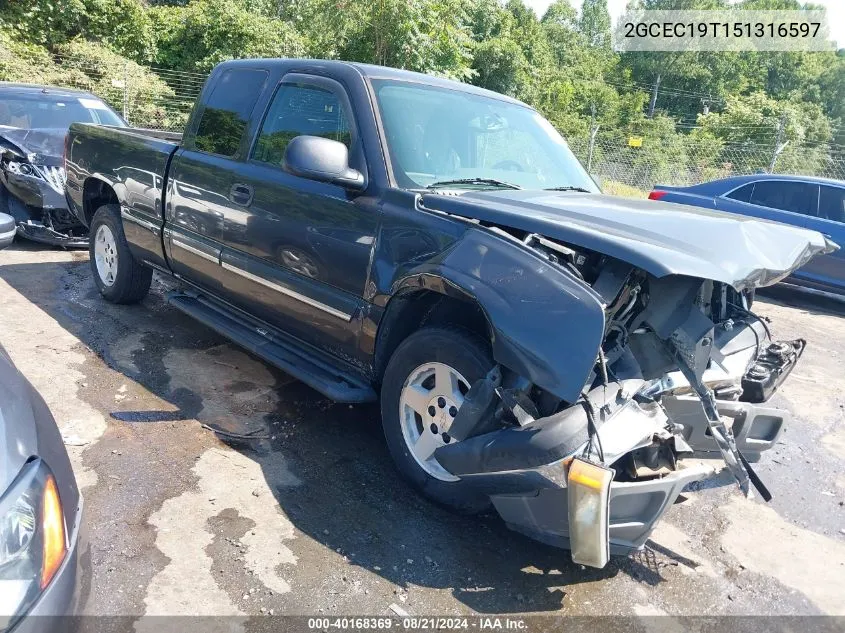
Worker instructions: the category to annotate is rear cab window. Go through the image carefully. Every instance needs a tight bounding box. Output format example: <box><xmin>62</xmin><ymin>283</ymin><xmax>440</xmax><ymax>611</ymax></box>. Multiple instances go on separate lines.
<box><xmin>193</xmin><ymin>68</ymin><xmax>268</xmax><ymax>157</ymax></box>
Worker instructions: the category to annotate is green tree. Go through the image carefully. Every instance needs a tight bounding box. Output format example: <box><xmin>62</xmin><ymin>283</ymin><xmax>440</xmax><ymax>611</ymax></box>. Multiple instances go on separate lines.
<box><xmin>578</xmin><ymin>0</ymin><xmax>611</xmax><ymax>50</ymax></box>
<box><xmin>282</xmin><ymin>0</ymin><xmax>475</xmax><ymax>80</ymax></box>
<box><xmin>150</xmin><ymin>0</ymin><xmax>306</xmax><ymax>72</ymax></box>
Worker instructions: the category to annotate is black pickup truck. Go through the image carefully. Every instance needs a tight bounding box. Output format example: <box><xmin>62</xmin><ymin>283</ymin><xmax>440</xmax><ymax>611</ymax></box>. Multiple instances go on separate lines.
<box><xmin>65</xmin><ymin>59</ymin><xmax>834</xmax><ymax>567</ymax></box>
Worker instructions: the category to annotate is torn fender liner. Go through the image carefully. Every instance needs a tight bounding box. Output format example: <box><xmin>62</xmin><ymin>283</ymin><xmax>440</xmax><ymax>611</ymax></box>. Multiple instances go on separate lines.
<box><xmin>422</xmin><ymin>190</ymin><xmax>837</xmax><ymax>292</ymax></box>
<box><xmin>15</xmin><ymin>220</ymin><xmax>88</xmax><ymax>248</ymax></box>
<box><xmin>447</xmin><ymin>366</ymin><xmax>501</xmax><ymax>442</ymax></box>
<box><xmin>434</xmin><ymin>381</ymin><xmax>641</xmax><ymax>476</ymax></box>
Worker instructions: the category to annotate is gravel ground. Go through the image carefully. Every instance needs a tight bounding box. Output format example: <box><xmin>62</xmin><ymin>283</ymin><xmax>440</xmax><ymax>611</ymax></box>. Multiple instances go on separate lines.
<box><xmin>1</xmin><ymin>240</ymin><xmax>844</xmax><ymax>622</ymax></box>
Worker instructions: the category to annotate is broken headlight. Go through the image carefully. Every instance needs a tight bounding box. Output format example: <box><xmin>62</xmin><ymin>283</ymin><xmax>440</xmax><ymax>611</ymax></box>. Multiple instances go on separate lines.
<box><xmin>4</xmin><ymin>159</ymin><xmax>66</xmax><ymax>196</ymax></box>
<box><xmin>0</xmin><ymin>459</ymin><xmax>67</xmax><ymax>628</ymax></box>
<box><xmin>4</xmin><ymin>160</ymin><xmax>37</xmax><ymax>177</ymax></box>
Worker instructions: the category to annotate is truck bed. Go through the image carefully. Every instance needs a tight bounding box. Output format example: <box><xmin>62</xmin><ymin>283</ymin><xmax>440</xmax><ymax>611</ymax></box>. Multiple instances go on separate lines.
<box><xmin>65</xmin><ymin>122</ymin><xmax>181</xmax><ymax>269</ymax></box>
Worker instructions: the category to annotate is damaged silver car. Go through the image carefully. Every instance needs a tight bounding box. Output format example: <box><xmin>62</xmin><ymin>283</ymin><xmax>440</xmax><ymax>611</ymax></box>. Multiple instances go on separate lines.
<box><xmin>0</xmin><ymin>83</ymin><xmax>125</xmax><ymax>247</ymax></box>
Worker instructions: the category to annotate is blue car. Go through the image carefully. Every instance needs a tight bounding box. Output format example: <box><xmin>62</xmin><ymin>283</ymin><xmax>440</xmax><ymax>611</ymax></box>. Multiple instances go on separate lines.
<box><xmin>650</xmin><ymin>174</ymin><xmax>845</xmax><ymax>298</ymax></box>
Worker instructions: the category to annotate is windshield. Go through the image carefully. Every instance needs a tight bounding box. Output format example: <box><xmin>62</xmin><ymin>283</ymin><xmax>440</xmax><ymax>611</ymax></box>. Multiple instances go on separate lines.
<box><xmin>0</xmin><ymin>94</ymin><xmax>124</xmax><ymax>130</ymax></box>
<box><xmin>372</xmin><ymin>79</ymin><xmax>599</xmax><ymax>192</ymax></box>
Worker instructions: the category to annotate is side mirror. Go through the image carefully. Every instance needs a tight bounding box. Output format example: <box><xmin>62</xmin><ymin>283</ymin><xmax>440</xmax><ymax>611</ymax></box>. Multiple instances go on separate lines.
<box><xmin>283</xmin><ymin>135</ymin><xmax>365</xmax><ymax>190</ymax></box>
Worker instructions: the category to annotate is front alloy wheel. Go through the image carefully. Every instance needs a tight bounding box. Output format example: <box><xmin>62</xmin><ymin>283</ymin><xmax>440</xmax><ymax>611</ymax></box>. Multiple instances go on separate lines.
<box><xmin>399</xmin><ymin>361</ymin><xmax>471</xmax><ymax>482</ymax></box>
<box><xmin>380</xmin><ymin>326</ymin><xmax>493</xmax><ymax>513</ymax></box>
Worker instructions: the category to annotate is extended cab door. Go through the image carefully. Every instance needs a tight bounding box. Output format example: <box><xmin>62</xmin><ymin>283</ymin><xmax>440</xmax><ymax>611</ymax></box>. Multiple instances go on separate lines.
<box><xmin>164</xmin><ymin>67</ymin><xmax>269</xmax><ymax>294</ymax></box>
<box><xmin>215</xmin><ymin>74</ymin><xmax>378</xmax><ymax>358</ymax></box>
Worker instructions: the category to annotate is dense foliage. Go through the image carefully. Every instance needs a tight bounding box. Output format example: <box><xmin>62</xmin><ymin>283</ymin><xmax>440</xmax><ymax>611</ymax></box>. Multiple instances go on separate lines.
<box><xmin>0</xmin><ymin>0</ymin><xmax>843</xmax><ymax>183</ymax></box>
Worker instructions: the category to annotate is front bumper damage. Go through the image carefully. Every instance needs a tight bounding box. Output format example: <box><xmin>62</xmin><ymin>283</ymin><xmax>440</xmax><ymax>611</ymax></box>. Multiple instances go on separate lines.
<box><xmin>436</xmin><ymin>380</ymin><xmax>717</xmax><ymax>555</ymax></box>
<box><xmin>434</xmin><ymin>308</ymin><xmax>802</xmax><ymax>565</ymax></box>
<box><xmin>423</xmin><ymin>183</ymin><xmax>835</xmax><ymax>567</ymax></box>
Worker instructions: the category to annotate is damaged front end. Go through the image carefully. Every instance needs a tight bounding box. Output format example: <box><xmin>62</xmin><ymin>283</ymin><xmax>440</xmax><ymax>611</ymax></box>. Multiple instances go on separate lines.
<box><xmin>0</xmin><ymin>128</ymin><xmax>88</xmax><ymax>248</ymax></box>
<box><xmin>432</xmin><ymin>238</ymin><xmax>820</xmax><ymax>566</ymax></box>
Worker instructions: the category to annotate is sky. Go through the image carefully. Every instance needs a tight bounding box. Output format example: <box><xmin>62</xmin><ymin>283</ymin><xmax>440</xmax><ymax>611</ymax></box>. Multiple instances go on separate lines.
<box><xmin>523</xmin><ymin>0</ymin><xmax>845</xmax><ymax>48</ymax></box>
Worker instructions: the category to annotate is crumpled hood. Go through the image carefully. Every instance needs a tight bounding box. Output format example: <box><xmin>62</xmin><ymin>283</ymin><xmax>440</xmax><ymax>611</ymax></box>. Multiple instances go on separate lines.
<box><xmin>0</xmin><ymin>126</ymin><xmax>66</xmax><ymax>165</ymax></box>
<box><xmin>422</xmin><ymin>190</ymin><xmax>838</xmax><ymax>291</ymax></box>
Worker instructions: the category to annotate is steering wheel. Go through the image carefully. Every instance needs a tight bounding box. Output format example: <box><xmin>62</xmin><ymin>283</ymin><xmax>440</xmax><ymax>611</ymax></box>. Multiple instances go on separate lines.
<box><xmin>492</xmin><ymin>160</ymin><xmax>524</xmax><ymax>172</ymax></box>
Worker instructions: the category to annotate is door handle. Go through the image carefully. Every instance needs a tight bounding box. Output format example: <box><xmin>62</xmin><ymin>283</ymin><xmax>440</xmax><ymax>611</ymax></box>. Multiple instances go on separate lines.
<box><xmin>229</xmin><ymin>183</ymin><xmax>254</xmax><ymax>206</ymax></box>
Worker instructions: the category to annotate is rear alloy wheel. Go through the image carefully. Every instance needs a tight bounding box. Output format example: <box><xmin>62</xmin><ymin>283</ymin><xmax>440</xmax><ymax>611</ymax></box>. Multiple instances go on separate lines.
<box><xmin>94</xmin><ymin>224</ymin><xmax>118</xmax><ymax>287</ymax></box>
<box><xmin>89</xmin><ymin>204</ymin><xmax>152</xmax><ymax>304</ymax></box>
<box><xmin>381</xmin><ymin>326</ymin><xmax>493</xmax><ymax>513</ymax></box>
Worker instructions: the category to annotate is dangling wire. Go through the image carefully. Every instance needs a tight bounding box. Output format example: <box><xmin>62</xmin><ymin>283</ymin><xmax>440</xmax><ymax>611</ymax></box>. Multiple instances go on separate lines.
<box><xmin>728</xmin><ymin>302</ymin><xmax>771</xmax><ymax>340</ymax></box>
<box><xmin>579</xmin><ymin>394</ymin><xmax>605</xmax><ymax>463</ymax></box>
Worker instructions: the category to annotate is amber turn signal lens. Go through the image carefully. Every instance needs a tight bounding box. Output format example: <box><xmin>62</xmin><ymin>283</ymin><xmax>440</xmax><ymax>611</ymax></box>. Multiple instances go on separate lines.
<box><xmin>40</xmin><ymin>475</ymin><xmax>67</xmax><ymax>589</ymax></box>
<box><xmin>567</xmin><ymin>457</ymin><xmax>614</xmax><ymax>569</ymax></box>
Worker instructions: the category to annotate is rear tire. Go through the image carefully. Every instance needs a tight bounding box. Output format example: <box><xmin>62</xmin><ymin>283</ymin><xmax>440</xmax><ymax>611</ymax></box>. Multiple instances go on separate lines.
<box><xmin>380</xmin><ymin>326</ymin><xmax>494</xmax><ymax>514</ymax></box>
<box><xmin>89</xmin><ymin>204</ymin><xmax>152</xmax><ymax>304</ymax></box>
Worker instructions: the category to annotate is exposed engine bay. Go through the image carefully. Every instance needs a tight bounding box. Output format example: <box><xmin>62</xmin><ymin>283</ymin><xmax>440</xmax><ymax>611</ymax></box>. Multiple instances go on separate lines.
<box><xmin>430</xmin><ymin>221</ymin><xmax>806</xmax><ymax>566</ymax></box>
<box><xmin>0</xmin><ymin>129</ymin><xmax>88</xmax><ymax>247</ymax></box>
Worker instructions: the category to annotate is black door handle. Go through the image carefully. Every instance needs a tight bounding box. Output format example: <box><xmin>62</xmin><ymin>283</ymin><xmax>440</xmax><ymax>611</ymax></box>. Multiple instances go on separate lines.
<box><xmin>229</xmin><ymin>183</ymin><xmax>254</xmax><ymax>206</ymax></box>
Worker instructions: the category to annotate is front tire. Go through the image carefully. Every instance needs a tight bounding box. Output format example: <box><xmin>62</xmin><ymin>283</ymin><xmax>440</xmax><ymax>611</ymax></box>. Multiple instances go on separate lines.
<box><xmin>89</xmin><ymin>204</ymin><xmax>152</xmax><ymax>304</ymax></box>
<box><xmin>380</xmin><ymin>326</ymin><xmax>494</xmax><ymax>514</ymax></box>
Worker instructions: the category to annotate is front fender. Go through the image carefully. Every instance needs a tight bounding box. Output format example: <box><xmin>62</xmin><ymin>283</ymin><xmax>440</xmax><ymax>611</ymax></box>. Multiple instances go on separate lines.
<box><xmin>393</xmin><ymin>228</ymin><xmax>605</xmax><ymax>402</ymax></box>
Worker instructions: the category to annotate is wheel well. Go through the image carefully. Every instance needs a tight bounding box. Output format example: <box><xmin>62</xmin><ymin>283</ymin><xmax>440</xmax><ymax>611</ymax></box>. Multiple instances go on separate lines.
<box><xmin>82</xmin><ymin>179</ymin><xmax>119</xmax><ymax>226</ymax></box>
<box><xmin>374</xmin><ymin>290</ymin><xmax>493</xmax><ymax>382</ymax></box>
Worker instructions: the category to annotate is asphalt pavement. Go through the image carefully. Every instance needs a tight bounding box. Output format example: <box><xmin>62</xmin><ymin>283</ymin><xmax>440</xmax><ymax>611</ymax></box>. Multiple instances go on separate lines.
<box><xmin>1</xmin><ymin>241</ymin><xmax>843</xmax><ymax>621</ymax></box>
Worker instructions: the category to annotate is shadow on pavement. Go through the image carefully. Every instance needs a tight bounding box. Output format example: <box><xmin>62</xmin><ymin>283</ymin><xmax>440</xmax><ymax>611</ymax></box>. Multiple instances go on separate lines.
<box><xmin>758</xmin><ymin>285</ymin><xmax>845</xmax><ymax>318</ymax></box>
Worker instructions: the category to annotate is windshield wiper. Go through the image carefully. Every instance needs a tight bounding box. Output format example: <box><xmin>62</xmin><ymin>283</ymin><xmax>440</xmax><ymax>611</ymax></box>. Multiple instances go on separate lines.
<box><xmin>427</xmin><ymin>178</ymin><xmax>522</xmax><ymax>190</ymax></box>
<box><xmin>544</xmin><ymin>186</ymin><xmax>593</xmax><ymax>193</ymax></box>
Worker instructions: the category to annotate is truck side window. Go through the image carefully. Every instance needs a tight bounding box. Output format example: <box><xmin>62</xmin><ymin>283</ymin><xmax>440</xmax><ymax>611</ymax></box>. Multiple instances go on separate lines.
<box><xmin>252</xmin><ymin>83</ymin><xmax>351</xmax><ymax>167</ymax></box>
<box><xmin>194</xmin><ymin>68</ymin><xmax>268</xmax><ymax>157</ymax></box>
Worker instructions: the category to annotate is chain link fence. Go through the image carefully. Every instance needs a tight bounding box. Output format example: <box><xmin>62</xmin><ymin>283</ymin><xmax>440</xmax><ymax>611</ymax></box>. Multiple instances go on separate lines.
<box><xmin>569</xmin><ymin>136</ymin><xmax>845</xmax><ymax>197</ymax></box>
<box><xmin>51</xmin><ymin>55</ymin><xmax>206</xmax><ymax>132</ymax></box>
<box><xmin>0</xmin><ymin>46</ymin><xmax>206</xmax><ymax>132</ymax></box>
